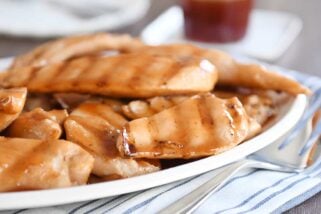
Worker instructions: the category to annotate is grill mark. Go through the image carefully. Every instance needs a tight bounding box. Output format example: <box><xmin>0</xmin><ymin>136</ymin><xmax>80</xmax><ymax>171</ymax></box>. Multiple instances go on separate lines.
<box><xmin>24</xmin><ymin>66</ymin><xmax>38</xmax><ymax>87</ymax></box>
<box><xmin>31</xmin><ymin>44</ymin><xmax>51</xmax><ymax>66</ymax></box>
<box><xmin>144</xmin><ymin>47</ymin><xmax>203</xmax><ymax>87</ymax></box>
<box><xmin>83</xmin><ymin>57</ymin><xmax>117</xmax><ymax>87</ymax></box>
<box><xmin>147</xmin><ymin>116</ymin><xmax>157</xmax><ymax>154</ymax></box>
<box><xmin>57</xmin><ymin>58</ymin><xmax>96</xmax><ymax>85</ymax></box>
<box><xmin>159</xmin><ymin>59</ymin><xmax>179</xmax><ymax>86</ymax></box>
<box><xmin>98</xmin><ymin>56</ymin><xmax>129</xmax><ymax>85</ymax></box>
<box><xmin>54</xmin><ymin>58</ymin><xmax>85</xmax><ymax>80</ymax></box>
<box><xmin>2</xmin><ymin>140</ymin><xmax>79</xmax><ymax>191</ymax></box>
<box><xmin>75</xmin><ymin>57</ymin><xmax>100</xmax><ymax>80</ymax></box>
<box><xmin>196</xmin><ymin>95</ymin><xmax>214</xmax><ymax>147</ymax></box>
<box><xmin>2</xmin><ymin>141</ymin><xmax>46</xmax><ymax>188</ymax></box>
<box><xmin>121</xmin><ymin>56</ymin><xmax>144</xmax><ymax>88</ymax></box>
<box><xmin>39</xmin><ymin>62</ymin><xmax>70</xmax><ymax>91</ymax></box>
<box><xmin>169</xmin><ymin>99</ymin><xmax>191</xmax><ymax>156</ymax></box>
<box><xmin>180</xmin><ymin>96</ymin><xmax>203</xmax><ymax>152</ymax></box>
<box><xmin>51</xmin><ymin>61</ymin><xmax>70</xmax><ymax>78</ymax></box>
<box><xmin>0</xmin><ymin>139</ymin><xmax>42</xmax><ymax>174</ymax></box>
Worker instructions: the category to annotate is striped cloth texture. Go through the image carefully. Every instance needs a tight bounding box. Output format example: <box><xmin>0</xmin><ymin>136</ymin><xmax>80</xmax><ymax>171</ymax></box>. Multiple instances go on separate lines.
<box><xmin>1</xmin><ymin>65</ymin><xmax>321</xmax><ymax>214</ymax></box>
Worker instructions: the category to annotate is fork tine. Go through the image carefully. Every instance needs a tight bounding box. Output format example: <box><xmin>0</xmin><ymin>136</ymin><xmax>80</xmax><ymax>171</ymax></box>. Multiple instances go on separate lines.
<box><xmin>299</xmin><ymin>116</ymin><xmax>321</xmax><ymax>156</ymax></box>
<box><xmin>278</xmin><ymin>87</ymin><xmax>321</xmax><ymax>150</ymax></box>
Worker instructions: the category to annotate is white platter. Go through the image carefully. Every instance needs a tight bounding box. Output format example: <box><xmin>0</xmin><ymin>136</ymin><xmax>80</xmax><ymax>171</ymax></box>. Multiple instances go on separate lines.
<box><xmin>0</xmin><ymin>58</ymin><xmax>307</xmax><ymax>210</ymax></box>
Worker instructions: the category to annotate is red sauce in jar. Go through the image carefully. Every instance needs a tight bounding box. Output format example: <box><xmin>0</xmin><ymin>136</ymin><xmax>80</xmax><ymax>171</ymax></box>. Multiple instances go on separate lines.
<box><xmin>181</xmin><ymin>0</ymin><xmax>253</xmax><ymax>43</ymax></box>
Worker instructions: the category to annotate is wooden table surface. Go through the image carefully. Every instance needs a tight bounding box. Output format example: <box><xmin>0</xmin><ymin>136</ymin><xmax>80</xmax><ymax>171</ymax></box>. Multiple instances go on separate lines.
<box><xmin>0</xmin><ymin>0</ymin><xmax>320</xmax><ymax>213</ymax></box>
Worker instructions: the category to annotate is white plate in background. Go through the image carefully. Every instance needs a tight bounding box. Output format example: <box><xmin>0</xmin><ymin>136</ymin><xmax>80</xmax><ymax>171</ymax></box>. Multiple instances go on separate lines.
<box><xmin>141</xmin><ymin>6</ymin><xmax>303</xmax><ymax>61</ymax></box>
<box><xmin>0</xmin><ymin>0</ymin><xmax>150</xmax><ymax>38</ymax></box>
<box><xmin>0</xmin><ymin>57</ymin><xmax>307</xmax><ymax>210</ymax></box>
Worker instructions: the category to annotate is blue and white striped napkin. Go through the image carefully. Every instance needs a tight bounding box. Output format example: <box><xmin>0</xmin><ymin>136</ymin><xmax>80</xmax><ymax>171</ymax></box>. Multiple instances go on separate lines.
<box><xmin>1</xmin><ymin>67</ymin><xmax>321</xmax><ymax>214</ymax></box>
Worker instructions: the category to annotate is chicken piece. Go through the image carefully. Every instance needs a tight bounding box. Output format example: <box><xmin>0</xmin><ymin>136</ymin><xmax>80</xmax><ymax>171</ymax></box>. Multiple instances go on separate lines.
<box><xmin>123</xmin><ymin>90</ymin><xmax>275</xmax><ymax>124</ymax></box>
<box><xmin>0</xmin><ymin>88</ymin><xmax>27</xmax><ymax>132</ymax></box>
<box><xmin>240</xmin><ymin>95</ymin><xmax>275</xmax><ymax>126</ymax></box>
<box><xmin>24</xmin><ymin>93</ymin><xmax>59</xmax><ymax>111</ymax></box>
<box><xmin>64</xmin><ymin>102</ymin><xmax>160</xmax><ymax>179</ymax></box>
<box><xmin>1</xmin><ymin>54</ymin><xmax>217</xmax><ymax>98</ymax></box>
<box><xmin>132</xmin><ymin>44</ymin><xmax>310</xmax><ymax>95</ymax></box>
<box><xmin>122</xmin><ymin>96</ymin><xmax>188</xmax><ymax>119</ymax></box>
<box><xmin>117</xmin><ymin>93</ymin><xmax>260</xmax><ymax>159</ymax></box>
<box><xmin>123</xmin><ymin>89</ymin><xmax>276</xmax><ymax>137</ymax></box>
<box><xmin>0</xmin><ymin>137</ymin><xmax>94</xmax><ymax>192</ymax></box>
<box><xmin>7</xmin><ymin>108</ymin><xmax>68</xmax><ymax>140</ymax></box>
<box><xmin>213</xmin><ymin>89</ymin><xmax>278</xmax><ymax>126</ymax></box>
<box><xmin>9</xmin><ymin>33</ymin><xmax>145</xmax><ymax>69</ymax></box>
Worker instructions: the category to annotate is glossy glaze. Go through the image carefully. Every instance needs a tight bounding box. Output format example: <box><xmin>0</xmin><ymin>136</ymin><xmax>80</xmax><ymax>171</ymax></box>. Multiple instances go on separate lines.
<box><xmin>7</xmin><ymin>108</ymin><xmax>68</xmax><ymax>140</ymax></box>
<box><xmin>117</xmin><ymin>93</ymin><xmax>256</xmax><ymax>159</ymax></box>
<box><xmin>64</xmin><ymin>102</ymin><xmax>160</xmax><ymax>178</ymax></box>
<box><xmin>1</xmin><ymin>53</ymin><xmax>217</xmax><ymax>98</ymax></box>
<box><xmin>0</xmin><ymin>137</ymin><xmax>94</xmax><ymax>192</ymax></box>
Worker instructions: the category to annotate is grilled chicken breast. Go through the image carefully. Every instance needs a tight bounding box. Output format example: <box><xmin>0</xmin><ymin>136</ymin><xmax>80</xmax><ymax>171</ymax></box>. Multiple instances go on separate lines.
<box><xmin>64</xmin><ymin>102</ymin><xmax>160</xmax><ymax>179</ymax></box>
<box><xmin>1</xmin><ymin>54</ymin><xmax>217</xmax><ymax>98</ymax></box>
<box><xmin>117</xmin><ymin>93</ymin><xmax>259</xmax><ymax>159</ymax></box>
<box><xmin>7</xmin><ymin>108</ymin><xmax>68</xmax><ymax>140</ymax></box>
<box><xmin>132</xmin><ymin>44</ymin><xmax>310</xmax><ymax>95</ymax></box>
<box><xmin>9</xmin><ymin>33</ymin><xmax>144</xmax><ymax>69</ymax></box>
<box><xmin>0</xmin><ymin>88</ymin><xmax>27</xmax><ymax>131</ymax></box>
<box><xmin>0</xmin><ymin>137</ymin><xmax>94</xmax><ymax>192</ymax></box>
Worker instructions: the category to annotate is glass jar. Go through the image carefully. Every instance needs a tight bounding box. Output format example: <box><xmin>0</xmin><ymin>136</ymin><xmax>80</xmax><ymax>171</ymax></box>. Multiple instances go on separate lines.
<box><xmin>181</xmin><ymin>0</ymin><xmax>253</xmax><ymax>43</ymax></box>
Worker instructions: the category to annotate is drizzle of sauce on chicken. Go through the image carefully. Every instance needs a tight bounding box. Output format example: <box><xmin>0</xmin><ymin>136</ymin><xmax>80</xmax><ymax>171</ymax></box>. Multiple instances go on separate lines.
<box><xmin>132</xmin><ymin>44</ymin><xmax>310</xmax><ymax>95</ymax></box>
<box><xmin>117</xmin><ymin>93</ymin><xmax>259</xmax><ymax>159</ymax></box>
<box><xmin>0</xmin><ymin>137</ymin><xmax>94</xmax><ymax>192</ymax></box>
<box><xmin>7</xmin><ymin>108</ymin><xmax>68</xmax><ymax>140</ymax></box>
<box><xmin>1</xmin><ymin>54</ymin><xmax>217</xmax><ymax>98</ymax></box>
<box><xmin>0</xmin><ymin>88</ymin><xmax>27</xmax><ymax>131</ymax></box>
<box><xmin>64</xmin><ymin>102</ymin><xmax>160</xmax><ymax>179</ymax></box>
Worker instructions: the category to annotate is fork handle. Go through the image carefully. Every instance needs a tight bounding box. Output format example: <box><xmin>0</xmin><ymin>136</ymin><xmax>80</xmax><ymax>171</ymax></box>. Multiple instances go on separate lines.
<box><xmin>158</xmin><ymin>159</ymin><xmax>287</xmax><ymax>214</ymax></box>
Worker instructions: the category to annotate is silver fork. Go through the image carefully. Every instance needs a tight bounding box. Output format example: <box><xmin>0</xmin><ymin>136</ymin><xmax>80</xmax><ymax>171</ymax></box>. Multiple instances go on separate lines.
<box><xmin>160</xmin><ymin>89</ymin><xmax>321</xmax><ymax>214</ymax></box>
